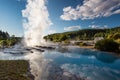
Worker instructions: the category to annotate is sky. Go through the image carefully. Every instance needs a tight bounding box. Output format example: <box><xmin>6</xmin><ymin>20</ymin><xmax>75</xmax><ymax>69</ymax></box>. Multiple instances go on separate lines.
<box><xmin>0</xmin><ymin>0</ymin><xmax>120</xmax><ymax>37</ymax></box>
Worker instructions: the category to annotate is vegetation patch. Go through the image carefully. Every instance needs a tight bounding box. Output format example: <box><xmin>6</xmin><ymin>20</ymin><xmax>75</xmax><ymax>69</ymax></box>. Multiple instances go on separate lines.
<box><xmin>0</xmin><ymin>30</ymin><xmax>21</xmax><ymax>48</ymax></box>
<box><xmin>44</xmin><ymin>27</ymin><xmax>120</xmax><ymax>53</ymax></box>
<box><xmin>44</xmin><ymin>27</ymin><xmax>120</xmax><ymax>42</ymax></box>
<box><xmin>95</xmin><ymin>39</ymin><xmax>120</xmax><ymax>53</ymax></box>
<box><xmin>0</xmin><ymin>60</ymin><xmax>34</xmax><ymax>80</ymax></box>
<box><xmin>79</xmin><ymin>42</ymin><xmax>87</xmax><ymax>46</ymax></box>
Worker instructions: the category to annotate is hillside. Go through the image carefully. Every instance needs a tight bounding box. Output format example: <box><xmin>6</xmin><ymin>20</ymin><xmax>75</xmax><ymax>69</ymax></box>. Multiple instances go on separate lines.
<box><xmin>44</xmin><ymin>27</ymin><xmax>120</xmax><ymax>42</ymax></box>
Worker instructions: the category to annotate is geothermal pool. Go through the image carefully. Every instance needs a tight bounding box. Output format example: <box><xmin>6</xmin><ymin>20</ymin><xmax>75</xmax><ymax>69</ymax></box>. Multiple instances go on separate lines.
<box><xmin>0</xmin><ymin>46</ymin><xmax>120</xmax><ymax>80</ymax></box>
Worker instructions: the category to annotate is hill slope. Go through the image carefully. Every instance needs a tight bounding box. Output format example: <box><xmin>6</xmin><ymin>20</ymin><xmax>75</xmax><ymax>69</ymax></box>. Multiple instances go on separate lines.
<box><xmin>44</xmin><ymin>27</ymin><xmax>120</xmax><ymax>42</ymax></box>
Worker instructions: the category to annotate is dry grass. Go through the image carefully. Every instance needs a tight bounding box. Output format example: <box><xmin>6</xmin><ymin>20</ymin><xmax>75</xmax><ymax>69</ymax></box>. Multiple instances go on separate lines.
<box><xmin>0</xmin><ymin>60</ymin><xmax>33</xmax><ymax>80</ymax></box>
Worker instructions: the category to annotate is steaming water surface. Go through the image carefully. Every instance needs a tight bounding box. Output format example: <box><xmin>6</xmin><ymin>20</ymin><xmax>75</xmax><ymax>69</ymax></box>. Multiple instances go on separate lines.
<box><xmin>44</xmin><ymin>47</ymin><xmax>120</xmax><ymax>80</ymax></box>
<box><xmin>0</xmin><ymin>46</ymin><xmax>120</xmax><ymax>80</ymax></box>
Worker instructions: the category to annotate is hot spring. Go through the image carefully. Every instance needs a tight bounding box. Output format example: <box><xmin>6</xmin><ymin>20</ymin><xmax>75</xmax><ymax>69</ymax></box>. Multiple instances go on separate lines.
<box><xmin>1</xmin><ymin>0</ymin><xmax>118</xmax><ymax>80</ymax></box>
<box><xmin>0</xmin><ymin>45</ymin><xmax>120</xmax><ymax>80</ymax></box>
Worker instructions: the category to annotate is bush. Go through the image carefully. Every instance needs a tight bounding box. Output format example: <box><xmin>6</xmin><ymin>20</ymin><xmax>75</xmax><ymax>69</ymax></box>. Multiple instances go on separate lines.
<box><xmin>64</xmin><ymin>40</ymin><xmax>70</xmax><ymax>44</ymax></box>
<box><xmin>79</xmin><ymin>42</ymin><xmax>87</xmax><ymax>46</ymax></box>
<box><xmin>95</xmin><ymin>39</ymin><xmax>119</xmax><ymax>52</ymax></box>
<box><xmin>115</xmin><ymin>39</ymin><xmax>120</xmax><ymax>45</ymax></box>
<box><xmin>0</xmin><ymin>40</ymin><xmax>7</xmax><ymax>47</ymax></box>
<box><xmin>107</xmin><ymin>33</ymin><xmax>120</xmax><ymax>40</ymax></box>
<box><xmin>112</xmin><ymin>33</ymin><xmax>120</xmax><ymax>40</ymax></box>
<box><xmin>74</xmin><ymin>42</ymin><xmax>87</xmax><ymax>46</ymax></box>
<box><xmin>74</xmin><ymin>42</ymin><xmax>82</xmax><ymax>45</ymax></box>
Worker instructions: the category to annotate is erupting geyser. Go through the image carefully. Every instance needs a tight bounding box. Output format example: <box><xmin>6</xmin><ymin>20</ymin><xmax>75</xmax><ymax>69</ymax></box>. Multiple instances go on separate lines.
<box><xmin>22</xmin><ymin>0</ymin><xmax>52</xmax><ymax>47</ymax></box>
<box><xmin>21</xmin><ymin>0</ymin><xmax>53</xmax><ymax>80</ymax></box>
<box><xmin>21</xmin><ymin>0</ymin><xmax>88</xmax><ymax>80</ymax></box>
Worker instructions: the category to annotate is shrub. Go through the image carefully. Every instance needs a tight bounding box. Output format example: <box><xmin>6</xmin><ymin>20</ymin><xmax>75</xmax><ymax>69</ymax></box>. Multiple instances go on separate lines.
<box><xmin>79</xmin><ymin>42</ymin><xmax>87</xmax><ymax>46</ymax></box>
<box><xmin>112</xmin><ymin>33</ymin><xmax>120</xmax><ymax>40</ymax></box>
<box><xmin>74</xmin><ymin>42</ymin><xmax>87</xmax><ymax>46</ymax></box>
<box><xmin>0</xmin><ymin>40</ymin><xmax>7</xmax><ymax>47</ymax></box>
<box><xmin>74</xmin><ymin>42</ymin><xmax>82</xmax><ymax>45</ymax></box>
<box><xmin>107</xmin><ymin>33</ymin><xmax>120</xmax><ymax>40</ymax></box>
<box><xmin>64</xmin><ymin>40</ymin><xmax>70</xmax><ymax>44</ymax></box>
<box><xmin>115</xmin><ymin>39</ymin><xmax>120</xmax><ymax>45</ymax></box>
<box><xmin>95</xmin><ymin>39</ymin><xmax>119</xmax><ymax>52</ymax></box>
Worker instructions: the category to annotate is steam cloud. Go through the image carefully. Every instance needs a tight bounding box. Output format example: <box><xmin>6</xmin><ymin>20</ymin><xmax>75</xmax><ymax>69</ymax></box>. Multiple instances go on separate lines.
<box><xmin>22</xmin><ymin>0</ymin><xmax>53</xmax><ymax>79</ymax></box>
<box><xmin>22</xmin><ymin>0</ymin><xmax>52</xmax><ymax>47</ymax></box>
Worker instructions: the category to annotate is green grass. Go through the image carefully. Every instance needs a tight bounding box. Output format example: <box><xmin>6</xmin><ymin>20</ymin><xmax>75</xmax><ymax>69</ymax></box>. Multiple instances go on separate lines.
<box><xmin>0</xmin><ymin>60</ymin><xmax>33</xmax><ymax>80</ymax></box>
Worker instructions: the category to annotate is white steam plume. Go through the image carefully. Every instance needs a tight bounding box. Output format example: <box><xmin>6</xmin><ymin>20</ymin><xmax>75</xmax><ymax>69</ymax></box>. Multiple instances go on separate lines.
<box><xmin>22</xmin><ymin>0</ymin><xmax>52</xmax><ymax>47</ymax></box>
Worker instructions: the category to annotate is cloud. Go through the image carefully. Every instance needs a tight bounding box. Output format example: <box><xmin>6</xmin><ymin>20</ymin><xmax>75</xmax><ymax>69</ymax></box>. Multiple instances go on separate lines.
<box><xmin>64</xmin><ymin>26</ymin><xmax>81</xmax><ymax>31</ymax></box>
<box><xmin>16</xmin><ymin>0</ymin><xmax>25</xmax><ymax>2</ymax></box>
<box><xmin>103</xmin><ymin>25</ymin><xmax>108</xmax><ymax>29</ymax></box>
<box><xmin>17</xmin><ymin>0</ymin><xmax>21</xmax><ymax>1</ymax></box>
<box><xmin>60</xmin><ymin>0</ymin><xmax>120</xmax><ymax>20</ymax></box>
<box><xmin>48</xmin><ymin>30</ymin><xmax>56</xmax><ymax>34</ymax></box>
<box><xmin>61</xmin><ymin>64</ymin><xmax>120</xmax><ymax>80</ymax></box>
<box><xmin>91</xmin><ymin>21</ymin><xmax>95</xmax><ymax>24</ymax></box>
<box><xmin>89</xmin><ymin>25</ymin><xmax>108</xmax><ymax>29</ymax></box>
<box><xmin>88</xmin><ymin>25</ymin><xmax>100</xmax><ymax>29</ymax></box>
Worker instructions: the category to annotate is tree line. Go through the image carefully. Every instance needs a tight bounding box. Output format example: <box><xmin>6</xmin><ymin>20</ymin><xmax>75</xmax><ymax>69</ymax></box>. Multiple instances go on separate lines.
<box><xmin>44</xmin><ymin>26</ymin><xmax>120</xmax><ymax>42</ymax></box>
<box><xmin>44</xmin><ymin>26</ymin><xmax>120</xmax><ymax>53</ymax></box>
<box><xmin>0</xmin><ymin>30</ymin><xmax>21</xmax><ymax>48</ymax></box>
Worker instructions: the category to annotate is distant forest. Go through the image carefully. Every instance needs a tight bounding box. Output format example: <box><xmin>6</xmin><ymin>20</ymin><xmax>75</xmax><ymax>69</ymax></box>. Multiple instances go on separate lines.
<box><xmin>44</xmin><ymin>26</ymin><xmax>120</xmax><ymax>42</ymax></box>
<box><xmin>0</xmin><ymin>30</ymin><xmax>9</xmax><ymax>39</ymax></box>
<box><xmin>0</xmin><ymin>30</ymin><xmax>21</xmax><ymax>48</ymax></box>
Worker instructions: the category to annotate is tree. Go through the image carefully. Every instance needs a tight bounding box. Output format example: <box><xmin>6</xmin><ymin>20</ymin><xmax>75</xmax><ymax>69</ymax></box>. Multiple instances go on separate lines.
<box><xmin>95</xmin><ymin>39</ymin><xmax>119</xmax><ymax>52</ymax></box>
<box><xmin>44</xmin><ymin>27</ymin><xmax>120</xmax><ymax>42</ymax></box>
<box><xmin>94</xmin><ymin>32</ymin><xmax>105</xmax><ymax>38</ymax></box>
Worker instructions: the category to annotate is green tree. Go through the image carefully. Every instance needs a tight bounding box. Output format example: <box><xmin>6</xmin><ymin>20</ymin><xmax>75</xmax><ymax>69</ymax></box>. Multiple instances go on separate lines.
<box><xmin>95</xmin><ymin>39</ymin><xmax>119</xmax><ymax>52</ymax></box>
<box><xmin>94</xmin><ymin>32</ymin><xmax>105</xmax><ymax>38</ymax></box>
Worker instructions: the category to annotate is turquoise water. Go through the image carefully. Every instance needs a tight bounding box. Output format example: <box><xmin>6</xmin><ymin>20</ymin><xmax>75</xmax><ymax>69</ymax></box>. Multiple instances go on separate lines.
<box><xmin>44</xmin><ymin>46</ymin><xmax>120</xmax><ymax>80</ymax></box>
<box><xmin>0</xmin><ymin>46</ymin><xmax>120</xmax><ymax>80</ymax></box>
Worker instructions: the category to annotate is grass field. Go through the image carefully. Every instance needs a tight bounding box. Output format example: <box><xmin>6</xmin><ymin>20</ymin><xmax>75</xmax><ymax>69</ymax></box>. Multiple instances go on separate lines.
<box><xmin>0</xmin><ymin>60</ymin><xmax>34</xmax><ymax>80</ymax></box>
